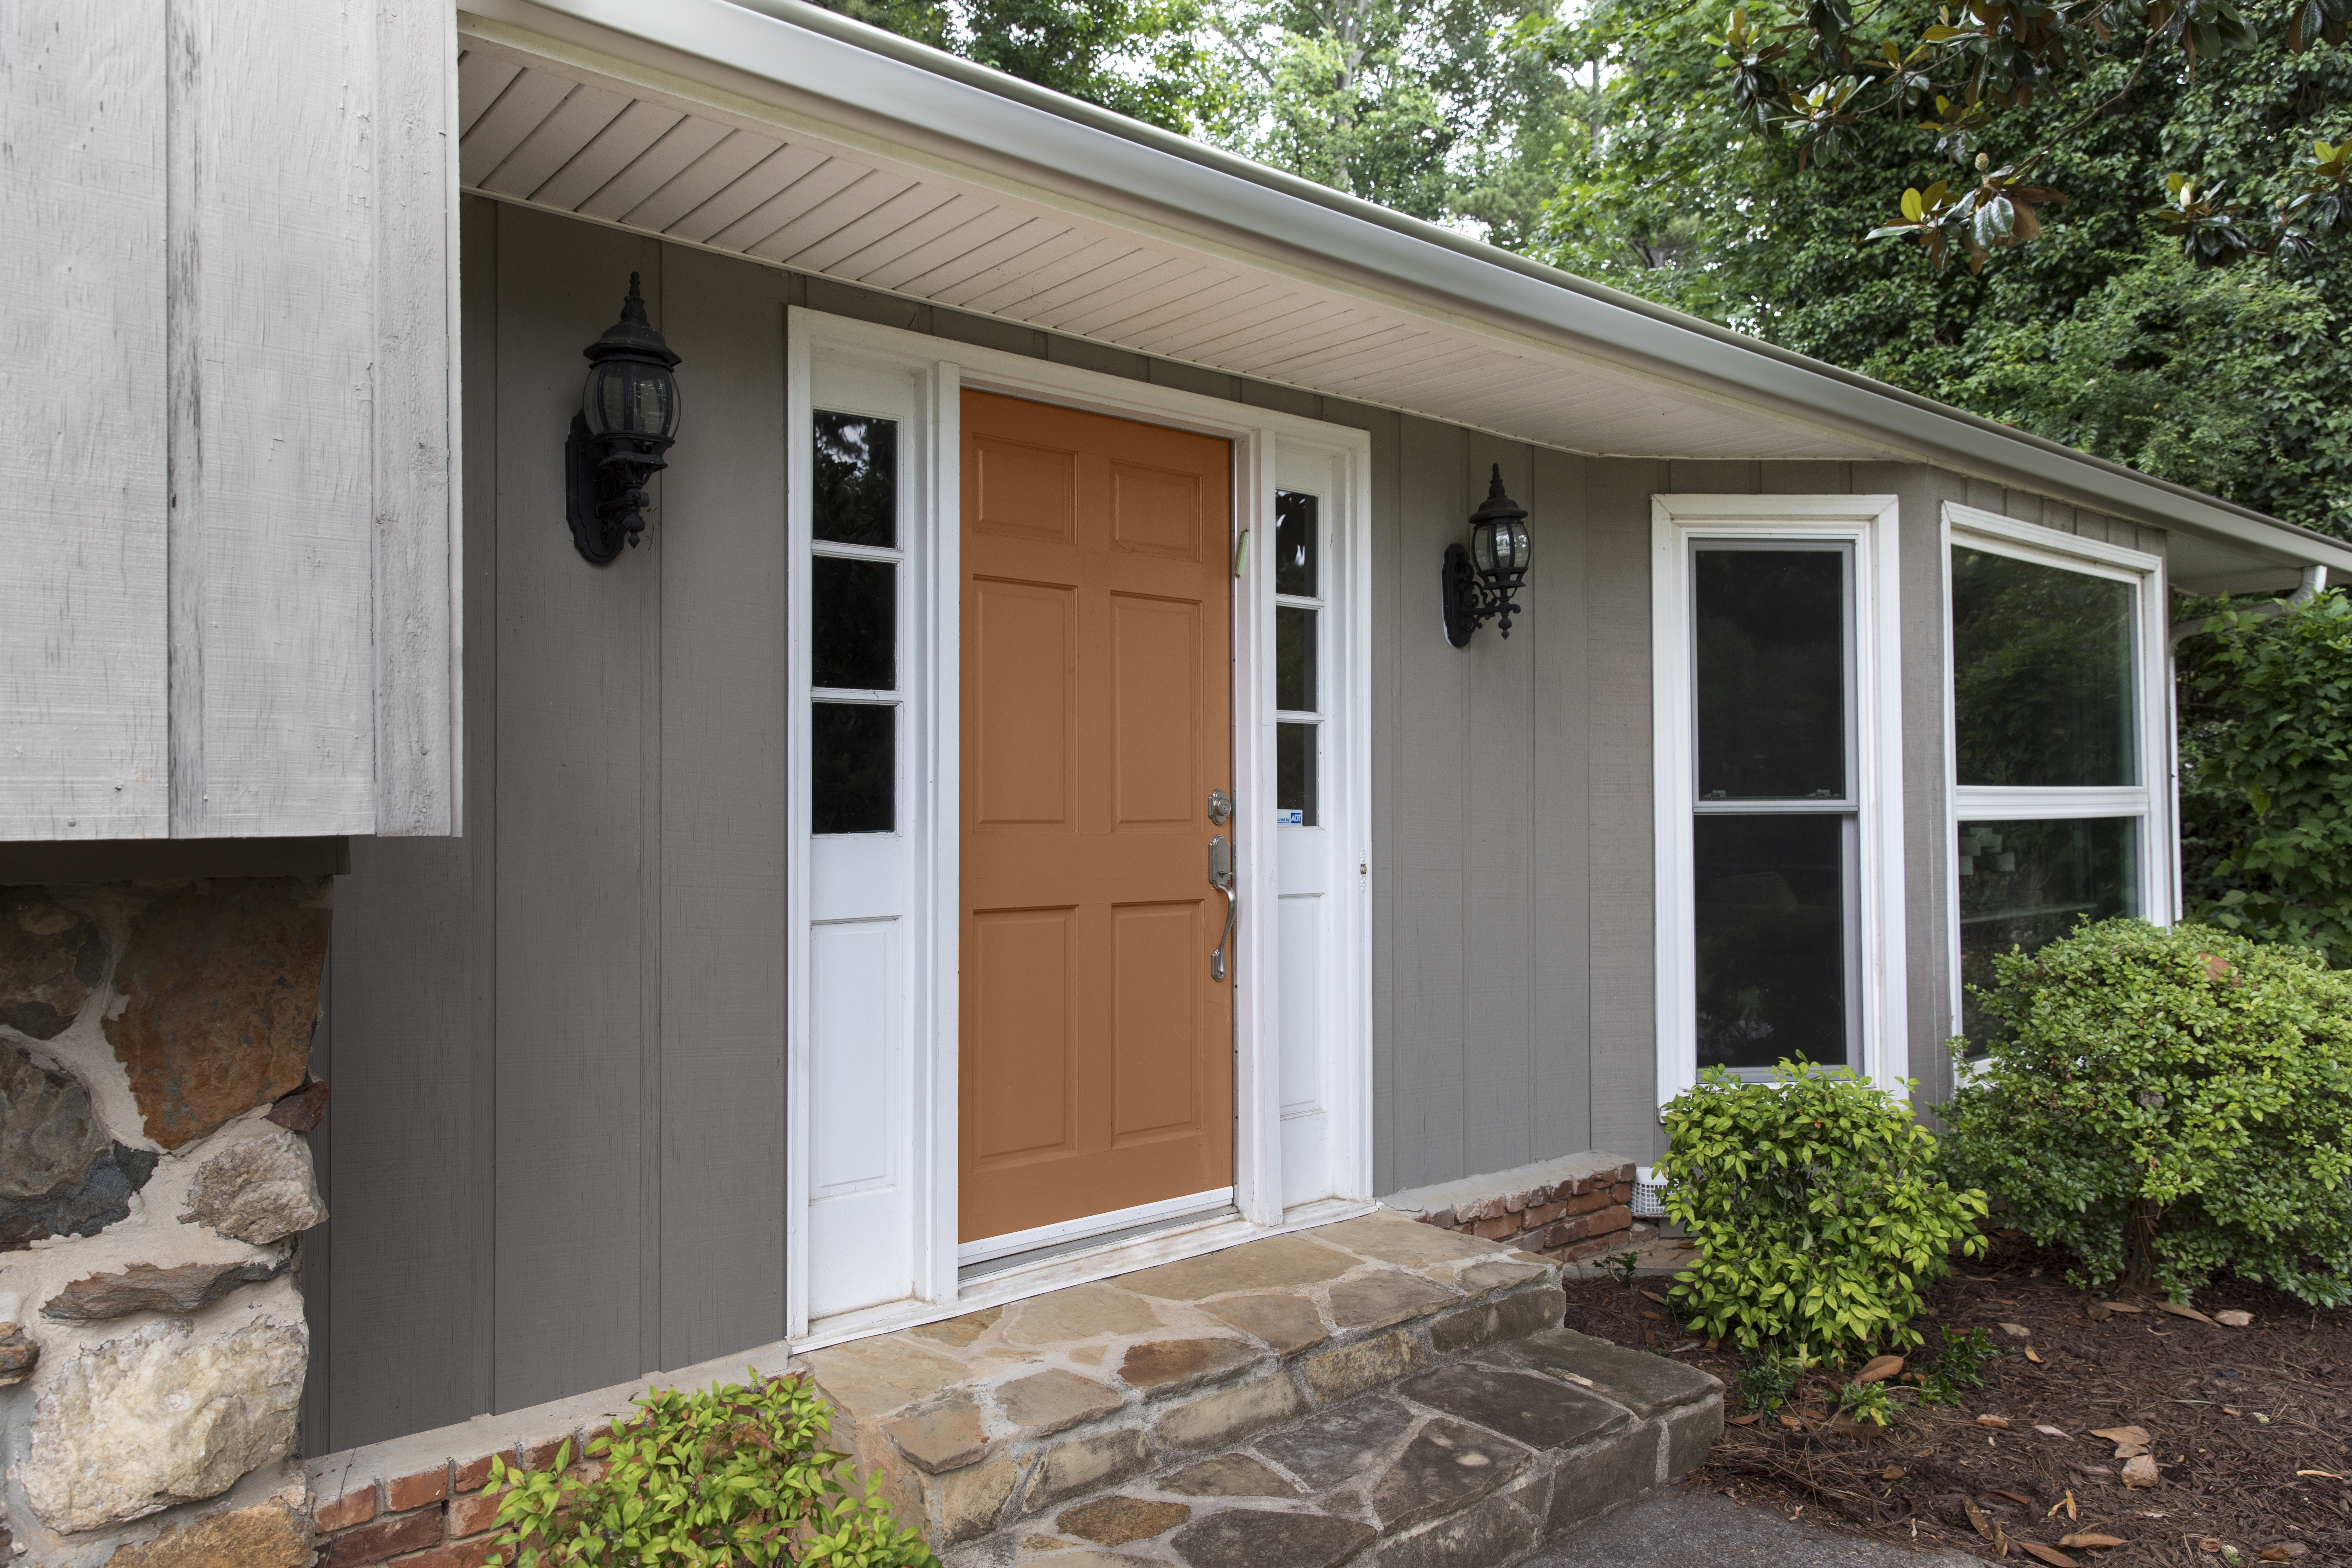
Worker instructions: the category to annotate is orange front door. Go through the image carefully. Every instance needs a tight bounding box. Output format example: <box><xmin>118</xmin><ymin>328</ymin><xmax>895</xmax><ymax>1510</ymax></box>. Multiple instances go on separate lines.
<box><xmin>959</xmin><ymin>391</ymin><xmax>1235</xmax><ymax>1244</ymax></box>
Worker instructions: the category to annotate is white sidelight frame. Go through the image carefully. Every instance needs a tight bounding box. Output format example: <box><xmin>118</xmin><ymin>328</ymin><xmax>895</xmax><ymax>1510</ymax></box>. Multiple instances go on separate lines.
<box><xmin>1939</xmin><ymin>503</ymin><xmax>2174</xmax><ymax>1048</ymax></box>
<box><xmin>784</xmin><ymin>308</ymin><xmax>1374</xmax><ymax>1348</ymax></box>
<box><xmin>1651</xmin><ymin>495</ymin><xmax>1909</xmax><ymax>1106</ymax></box>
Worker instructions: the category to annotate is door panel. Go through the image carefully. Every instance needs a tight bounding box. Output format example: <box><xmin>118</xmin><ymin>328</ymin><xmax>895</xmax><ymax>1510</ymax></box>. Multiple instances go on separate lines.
<box><xmin>960</xmin><ymin>390</ymin><xmax>1234</xmax><ymax>1243</ymax></box>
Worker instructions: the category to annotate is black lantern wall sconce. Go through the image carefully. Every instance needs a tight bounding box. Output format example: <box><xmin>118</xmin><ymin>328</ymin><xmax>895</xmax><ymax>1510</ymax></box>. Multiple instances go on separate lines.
<box><xmin>565</xmin><ymin>273</ymin><xmax>683</xmax><ymax>564</ymax></box>
<box><xmin>1440</xmin><ymin>465</ymin><xmax>1532</xmax><ymax>646</ymax></box>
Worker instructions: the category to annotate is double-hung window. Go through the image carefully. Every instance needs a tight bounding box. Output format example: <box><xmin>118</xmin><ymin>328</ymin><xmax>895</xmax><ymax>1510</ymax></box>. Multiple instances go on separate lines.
<box><xmin>1653</xmin><ymin>496</ymin><xmax>1906</xmax><ymax>1100</ymax></box>
<box><xmin>1944</xmin><ymin>506</ymin><xmax>2171</xmax><ymax>1050</ymax></box>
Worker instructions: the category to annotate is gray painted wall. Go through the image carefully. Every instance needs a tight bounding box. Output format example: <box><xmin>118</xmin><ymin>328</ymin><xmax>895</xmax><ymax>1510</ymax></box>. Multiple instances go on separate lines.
<box><xmin>301</xmin><ymin>196</ymin><xmax>2161</xmax><ymax>1455</ymax></box>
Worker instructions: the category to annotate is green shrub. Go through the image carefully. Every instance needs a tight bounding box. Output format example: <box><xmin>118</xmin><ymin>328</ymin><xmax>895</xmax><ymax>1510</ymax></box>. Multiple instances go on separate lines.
<box><xmin>1659</xmin><ymin>1062</ymin><xmax>1989</xmax><ymax>1356</ymax></box>
<box><xmin>1940</xmin><ymin>918</ymin><xmax>2352</xmax><ymax>1308</ymax></box>
<box><xmin>482</xmin><ymin>1369</ymin><xmax>939</xmax><ymax>1567</ymax></box>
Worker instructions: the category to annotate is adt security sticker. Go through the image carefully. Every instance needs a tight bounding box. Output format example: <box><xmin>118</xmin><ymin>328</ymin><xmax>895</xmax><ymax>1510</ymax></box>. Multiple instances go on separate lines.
<box><xmin>1275</xmin><ymin>809</ymin><xmax>1304</xmax><ymax>827</ymax></box>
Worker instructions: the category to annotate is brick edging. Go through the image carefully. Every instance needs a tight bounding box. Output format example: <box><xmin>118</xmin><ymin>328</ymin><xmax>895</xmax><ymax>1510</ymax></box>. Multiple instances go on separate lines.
<box><xmin>1406</xmin><ymin>1161</ymin><xmax>1642</xmax><ymax>1263</ymax></box>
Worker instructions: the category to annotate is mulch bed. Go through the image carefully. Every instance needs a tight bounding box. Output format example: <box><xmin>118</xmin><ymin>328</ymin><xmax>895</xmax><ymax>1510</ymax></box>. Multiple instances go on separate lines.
<box><xmin>1559</xmin><ymin>1232</ymin><xmax>2352</xmax><ymax>1565</ymax></box>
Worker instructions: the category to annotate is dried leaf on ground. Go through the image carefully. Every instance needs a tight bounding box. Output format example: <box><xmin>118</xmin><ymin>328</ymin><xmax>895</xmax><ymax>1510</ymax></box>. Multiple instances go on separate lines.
<box><xmin>2217</xmin><ymin>1310</ymin><xmax>2254</xmax><ymax>1327</ymax></box>
<box><xmin>2001</xmin><ymin>1322</ymin><xmax>2033</xmax><ymax>1337</ymax></box>
<box><xmin>2158</xmin><ymin>1301</ymin><xmax>2217</xmax><ymax>1325</ymax></box>
<box><xmin>2060</xmin><ymin>1533</ymin><xmax>2128</xmax><ymax>1548</ymax></box>
<box><xmin>1881</xmin><ymin>1465</ymin><xmax>1905</xmax><ymax>1480</ymax></box>
<box><xmin>1964</xmin><ymin>1496</ymin><xmax>1995</xmax><ymax>1539</ymax></box>
<box><xmin>2259</xmin><ymin>1544</ymin><xmax>2308</xmax><ymax>1560</ymax></box>
<box><xmin>1726</xmin><ymin>1413</ymin><xmax>1760</xmax><ymax>1426</ymax></box>
<box><xmin>1855</xmin><ymin>1354</ymin><xmax>1904</xmax><ymax>1384</ymax></box>
<box><xmin>2027</xmin><ymin>1346</ymin><xmax>2045</xmax><ymax>1363</ymax></box>
<box><xmin>1978</xmin><ymin>1414</ymin><xmax>2014</xmax><ymax>1429</ymax></box>
<box><xmin>2121</xmin><ymin>1454</ymin><xmax>2161</xmax><ymax>1488</ymax></box>
<box><xmin>2018</xmin><ymin>1543</ymin><xmax>2079</xmax><ymax>1567</ymax></box>
<box><xmin>2036</xmin><ymin>1424</ymin><xmax>2071</xmax><ymax>1438</ymax></box>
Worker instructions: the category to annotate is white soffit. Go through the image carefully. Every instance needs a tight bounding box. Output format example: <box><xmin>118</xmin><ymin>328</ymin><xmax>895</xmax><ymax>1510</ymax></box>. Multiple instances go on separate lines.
<box><xmin>453</xmin><ymin>14</ymin><xmax>1889</xmax><ymax>464</ymax></box>
<box><xmin>454</xmin><ymin>0</ymin><xmax>2352</xmax><ymax>584</ymax></box>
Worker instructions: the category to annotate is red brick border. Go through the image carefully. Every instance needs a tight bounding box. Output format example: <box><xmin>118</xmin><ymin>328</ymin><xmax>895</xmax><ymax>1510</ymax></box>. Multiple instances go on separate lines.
<box><xmin>1408</xmin><ymin>1161</ymin><xmax>1643</xmax><ymax>1264</ymax></box>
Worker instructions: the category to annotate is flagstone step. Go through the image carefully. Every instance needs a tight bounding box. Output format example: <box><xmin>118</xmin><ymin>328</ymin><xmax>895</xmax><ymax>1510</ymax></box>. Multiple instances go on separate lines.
<box><xmin>797</xmin><ymin>1201</ymin><xmax>1722</xmax><ymax>1565</ymax></box>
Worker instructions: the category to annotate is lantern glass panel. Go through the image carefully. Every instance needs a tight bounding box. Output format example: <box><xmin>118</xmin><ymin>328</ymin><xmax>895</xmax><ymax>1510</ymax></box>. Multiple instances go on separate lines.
<box><xmin>1470</xmin><ymin>522</ymin><xmax>1497</xmax><ymax>575</ymax></box>
<box><xmin>1506</xmin><ymin>519</ymin><xmax>1530</xmax><ymax>571</ymax></box>
<box><xmin>584</xmin><ymin>358</ymin><xmax>680</xmax><ymax>441</ymax></box>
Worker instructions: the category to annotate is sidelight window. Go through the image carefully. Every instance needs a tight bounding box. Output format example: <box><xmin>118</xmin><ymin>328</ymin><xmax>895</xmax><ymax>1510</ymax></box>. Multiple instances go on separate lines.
<box><xmin>1274</xmin><ymin>490</ymin><xmax>1322</xmax><ymax>828</ymax></box>
<box><xmin>810</xmin><ymin>410</ymin><xmax>900</xmax><ymax>834</ymax></box>
<box><xmin>1946</xmin><ymin>516</ymin><xmax>2167</xmax><ymax>1051</ymax></box>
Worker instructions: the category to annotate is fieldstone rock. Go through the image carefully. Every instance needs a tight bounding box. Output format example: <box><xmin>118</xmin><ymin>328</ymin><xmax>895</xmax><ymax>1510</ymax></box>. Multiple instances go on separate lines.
<box><xmin>0</xmin><ymin>890</ymin><xmax>107</xmax><ymax>1040</ymax></box>
<box><xmin>1153</xmin><ymin>1371</ymin><xmax>1305</xmax><ymax>1451</ymax></box>
<box><xmin>908</xmin><ymin>1306</ymin><xmax>1001</xmax><ymax>1349</ymax></box>
<box><xmin>0</xmin><ymin>1323</ymin><xmax>39</xmax><ymax>1386</ymax></box>
<box><xmin>1023</xmin><ymin>1428</ymin><xmax>1154</xmax><ymax>1512</ymax></box>
<box><xmin>1255</xmin><ymin>1395</ymin><xmax>1417</xmax><ymax>1490</ymax></box>
<box><xmin>1300</xmin><ymin>1326</ymin><xmax>1426</xmax><ymax>1404</ymax></box>
<box><xmin>24</xmin><ymin>1314</ymin><xmax>307</xmax><ymax>1532</ymax></box>
<box><xmin>1056</xmin><ymin>1496</ymin><xmax>1191</xmax><ymax>1546</ymax></box>
<box><xmin>0</xmin><ymin>1041</ymin><xmax>110</xmax><ymax>1199</ymax></box>
<box><xmin>884</xmin><ymin>1395</ymin><xmax>987</xmax><ymax>1474</ymax></box>
<box><xmin>1003</xmin><ymin>1283</ymin><xmax>1158</xmax><ymax>1346</ymax></box>
<box><xmin>1328</xmin><ymin>1269</ymin><xmax>1457</xmax><ymax>1331</ymax></box>
<box><xmin>1117</xmin><ymin>1335</ymin><xmax>1255</xmax><ymax>1392</ymax></box>
<box><xmin>1312</xmin><ymin>1213</ymin><xmax>1505</xmax><ymax>1272</ymax></box>
<box><xmin>804</xmin><ymin>1335</ymin><xmax>971</xmax><ymax>1422</ymax></box>
<box><xmin>262</xmin><ymin>1080</ymin><xmax>329</xmax><ymax>1134</ymax></box>
<box><xmin>1398</xmin><ymin>1363</ymin><xmax>1627</xmax><ymax>1451</ymax></box>
<box><xmin>179</xmin><ymin>1122</ymin><xmax>326</xmax><ymax>1244</ymax></box>
<box><xmin>103</xmin><ymin>879</ymin><xmax>329</xmax><ymax>1150</ymax></box>
<box><xmin>43</xmin><ymin>1254</ymin><xmax>291</xmax><ymax>1321</ymax></box>
<box><xmin>0</xmin><ymin>1142</ymin><xmax>160</xmax><ymax>1252</ymax></box>
<box><xmin>1119</xmin><ymin>1234</ymin><xmax>1352</xmax><ymax>1300</ymax></box>
<box><xmin>103</xmin><ymin>1502</ymin><xmax>313</xmax><ymax>1567</ymax></box>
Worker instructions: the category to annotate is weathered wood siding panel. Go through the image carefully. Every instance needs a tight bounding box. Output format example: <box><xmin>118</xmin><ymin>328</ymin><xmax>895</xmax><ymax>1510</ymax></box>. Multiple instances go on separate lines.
<box><xmin>0</xmin><ymin>0</ymin><xmax>459</xmax><ymax>842</ymax></box>
<box><xmin>1528</xmin><ymin>447</ymin><xmax>1591</xmax><ymax>1166</ymax></box>
<box><xmin>0</xmin><ymin>3</ymin><xmax>170</xmax><ymax>839</ymax></box>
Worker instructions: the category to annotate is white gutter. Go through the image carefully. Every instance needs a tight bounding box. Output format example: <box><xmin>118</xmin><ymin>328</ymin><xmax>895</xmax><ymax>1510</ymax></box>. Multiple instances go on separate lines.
<box><xmin>471</xmin><ymin>0</ymin><xmax>2352</xmax><ymax>575</ymax></box>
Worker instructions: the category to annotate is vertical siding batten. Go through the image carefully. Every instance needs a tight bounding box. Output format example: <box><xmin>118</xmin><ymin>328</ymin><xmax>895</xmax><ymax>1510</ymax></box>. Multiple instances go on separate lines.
<box><xmin>1528</xmin><ymin>445</ymin><xmax>1591</xmax><ymax>1160</ymax></box>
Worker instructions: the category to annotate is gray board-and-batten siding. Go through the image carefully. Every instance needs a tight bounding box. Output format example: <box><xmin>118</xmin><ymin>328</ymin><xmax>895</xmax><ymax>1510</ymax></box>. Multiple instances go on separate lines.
<box><xmin>301</xmin><ymin>196</ymin><xmax>2162</xmax><ymax>1455</ymax></box>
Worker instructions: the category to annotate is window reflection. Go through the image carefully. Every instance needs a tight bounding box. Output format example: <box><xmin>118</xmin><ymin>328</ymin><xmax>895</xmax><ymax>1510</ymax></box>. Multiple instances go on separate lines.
<box><xmin>1957</xmin><ymin>817</ymin><xmax>2138</xmax><ymax>1050</ymax></box>
<box><xmin>813</xmin><ymin>412</ymin><xmax>896</xmax><ymax>548</ymax></box>
<box><xmin>1276</xmin><ymin>606</ymin><xmax>1317</xmax><ymax>713</ymax></box>
<box><xmin>1952</xmin><ymin>548</ymin><xmax>2135</xmax><ymax>787</ymax></box>
<box><xmin>1275</xmin><ymin>491</ymin><xmax>1318</xmax><ymax>597</ymax></box>
<box><xmin>1694</xmin><ymin>814</ymin><xmax>1849</xmax><ymax>1070</ymax></box>
<box><xmin>1695</xmin><ymin>549</ymin><xmax>1848</xmax><ymax>801</ymax></box>
<box><xmin>1277</xmin><ymin>722</ymin><xmax>1317</xmax><ymax>826</ymax></box>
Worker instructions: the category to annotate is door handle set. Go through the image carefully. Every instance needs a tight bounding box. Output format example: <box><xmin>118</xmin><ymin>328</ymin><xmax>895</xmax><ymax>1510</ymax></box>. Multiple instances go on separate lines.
<box><xmin>1209</xmin><ymin>833</ymin><xmax>1236</xmax><ymax>982</ymax></box>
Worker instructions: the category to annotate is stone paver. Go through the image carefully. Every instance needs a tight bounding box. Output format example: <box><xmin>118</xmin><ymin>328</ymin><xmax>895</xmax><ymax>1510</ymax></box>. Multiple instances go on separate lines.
<box><xmin>805</xmin><ymin>1336</ymin><xmax>974</xmax><ymax>1421</ymax></box>
<box><xmin>1157</xmin><ymin>1454</ymin><xmax>1299</xmax><ymax>1498</ymax></box>
<box><xmin>1253</xmin><ymin>1394</ymin><xmax>1416</xmax><ymax>1491</ymax></box>
<box><xmin>1118</xmin><ymin>1233</ymin><xmax>1354</xmax><ymax>1300</ymax></box>
<box><xmin>1527</xmin><ymin>1485</ymin><xmax>1980</xmax><ymax>1567</ymax></box>
<box><xmin>1300</xmin><ymin>1326</ymin><xmax>1427</xmax><ymax>1403</ymax></box>
<box><xmin>1500</xmin><ymin>1328</ymin><xmax>1717</xmax><ymax>1420</ymax></box>
<box><xmin>1166</xmin><ymin>1508</ymin><xmax>1377</xmax><ymax>1568</ymax></box>
<box><xmin>997</xmin><ymin>1368</ymin><xmax>1126</xmax><ymax>1436</ymax></box>
<box><xmin>1370</xmin><ymin>1417</ymin><xmax>1529</xmax><ymax>1534</ymax></box>
<box><xmin>1311</xmin><ymin>1214</ymin><xmax>1511</xmax><ymax>1272</ymax></box>
<box><xmin>910</xmin><ymin>1307</ymin><xmax>1004</xmax><ymax>1348</ymax></box>
<box><xmin>1199</xmin><ymin>1291</ymin><xmax>1327</xmax><ymax>1353</ymax></box>
<box><xmin>1116</xmin><ymin>1335</ymin><xmax>1256</xmax><ymax>1392</ymax></box>
<box><xmin>1328</xmin><ymin>1270</ymin><xmax>1458</xmax><ymax>1331</ymax></box>
<box><xmin>885</xmin><ymin>1394</ymin><xmax>989</xmax><ymax>1473</ymax></box>
<box><xmin>1003</xmin><ymin>1283</ymin><xmax>1160</xmax><ymax>1345</ymax></box>
<box><xmin>1399</xmin><ymin>1363</ymin><xmax>1627</xmax><ymax>1452</ymax></box>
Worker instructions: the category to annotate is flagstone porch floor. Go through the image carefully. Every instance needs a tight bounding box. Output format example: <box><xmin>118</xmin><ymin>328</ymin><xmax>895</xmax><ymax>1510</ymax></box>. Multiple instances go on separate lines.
<box><xmin>804</xmin><ymin>1207</ymin><xmax>1723</xmax><ymax>1566</ymax></box>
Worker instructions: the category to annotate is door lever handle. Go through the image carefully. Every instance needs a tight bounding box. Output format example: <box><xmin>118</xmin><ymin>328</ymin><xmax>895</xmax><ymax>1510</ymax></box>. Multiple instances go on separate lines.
<box><xmin>1208</xmin><ymin>835</ymin><xmax>1236</xmax><ymax>982</ymax></box>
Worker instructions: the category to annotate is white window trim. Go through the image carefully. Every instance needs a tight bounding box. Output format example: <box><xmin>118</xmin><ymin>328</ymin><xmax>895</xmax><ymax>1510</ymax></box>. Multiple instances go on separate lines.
<box><xmin>785</xmin><ymin>307</ymin><xmax>1375</xmax><ymax>1350</ymax></box>
<box><xmin>1651</xmin><ymin>495</ymin><xmax>1909</xmax><ymax>1107</ymax></box>
<box><xmin>1940</xmin><ymin>503</ymin><xmax>2175</xmax><ymax>1051</ymax></box>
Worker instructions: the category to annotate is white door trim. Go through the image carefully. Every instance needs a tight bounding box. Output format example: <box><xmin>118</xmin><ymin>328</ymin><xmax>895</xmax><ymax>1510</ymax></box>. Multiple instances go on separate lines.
<box><xmin>1650</xmin><ymin>493</ymin><xmax>1909</xmax><ymax>1106</ymax></box>
<box><xmin>785</xmin><ymin>307</ymin><xmax>1373</xmax><ymax>1347</ymax></box>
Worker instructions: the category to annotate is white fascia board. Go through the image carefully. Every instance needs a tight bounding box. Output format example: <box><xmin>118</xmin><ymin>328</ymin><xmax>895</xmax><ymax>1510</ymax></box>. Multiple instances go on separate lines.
<box><xmin>463</xmin><ymin>0</ymin><xmax>2352</xmax><ymax>578</ymax></box>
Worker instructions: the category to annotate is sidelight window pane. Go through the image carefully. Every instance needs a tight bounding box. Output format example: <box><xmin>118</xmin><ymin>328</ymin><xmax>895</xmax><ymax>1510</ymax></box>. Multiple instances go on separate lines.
<box><xmin>1695</xmin><ymin>548</ymin><xmax>1848</xmax><ymax>802</ymax></box>
<box><xmin>1275</xmin><ymin>491</ymin><xmax>1318</xmax><ymax>597</ymax></box>
<box><xmin>813</xmin><ymin>556</ymin><xmax>896</xmax><ymax>691</ymax></box>
<box><xmin>1694</xmin><ymin>813</ymin><xmax>1849</xmax><ymax>1070</ymax></box>
<box><xmin>813</xmin><ymin>703</ymin><xmax>894</xmax><ymax>833</ymax></box>
<box><xmin>1277</xmin><ymin>722</ymin><xmax>1317</xmax><ymax>826</ymax></box>
<box><xmin>1952</xmin><ymin>548</ymin><xmax>2135</xmax><ymax>787</ymax></box>
<box><xmin>1276</xmin><ymin>606</ymin><xmax>1318</xmax><ymax>713</ymax></box>
<box><xmin>1957</xmin><ymin>816</ymin><xmax>2138</xmax><ymax>1049</ymax></box>
<box><xmin>813</xmin><ymin>411</ymin><xmax>896</xmax><ymax>547</ymax></box>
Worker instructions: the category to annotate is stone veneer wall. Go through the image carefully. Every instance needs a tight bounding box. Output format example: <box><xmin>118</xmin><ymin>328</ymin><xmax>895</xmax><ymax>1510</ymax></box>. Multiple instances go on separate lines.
<box><xmin>1383</xmin><ymin>1153</ymin><xmax>1644</xmax><ymax>1265</ymax></box>
<box><xmin>0</xmin><ymin>881</ymin><xmax>331</xmax><ymax>1567</ymax></box>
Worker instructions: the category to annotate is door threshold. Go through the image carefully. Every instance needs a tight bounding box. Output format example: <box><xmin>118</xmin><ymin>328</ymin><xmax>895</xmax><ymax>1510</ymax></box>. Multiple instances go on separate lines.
<box><xmin>960</xmin><ymin>1199</ymin><xmax>1238</xmax><ymax>1284</ymax></box>
<box><xmin>959</xmin><ymin>1187</ymin><xmax>1236</xmax><ymax>1270</ymax></box>
<box><xmin>793</xmin><ymin>1195</ymin><xmax>1373</xmax><ymax>1355</ymax></box>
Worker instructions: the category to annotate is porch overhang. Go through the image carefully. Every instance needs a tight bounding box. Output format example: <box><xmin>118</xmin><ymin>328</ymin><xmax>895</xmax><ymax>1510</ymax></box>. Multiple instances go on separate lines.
<box><xmin>456</xmin><ymin>0</ymin><xmax>2352</xmax><ymax>594</ymax></box>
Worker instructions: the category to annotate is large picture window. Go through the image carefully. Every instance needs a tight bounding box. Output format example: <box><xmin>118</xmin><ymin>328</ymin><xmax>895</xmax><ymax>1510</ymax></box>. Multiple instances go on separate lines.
<box><xmin>1653</xmin><ymin>495</ymin><xmax>1908</xmax><ymax>1104</ymax></box>
<box><xmin>1944</xmin><ymin>506</ymin><xmax>2171</xmax><ymax>1051</ymax></box>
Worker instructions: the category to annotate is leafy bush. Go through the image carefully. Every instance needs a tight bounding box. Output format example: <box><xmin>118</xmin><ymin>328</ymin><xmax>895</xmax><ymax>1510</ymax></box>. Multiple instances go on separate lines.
<box><xmin>2178</xmin><ymin>590</ymin><xmax>2352</xmax><ymax>968</ymax></box>
<box><xmin>1660</xmin><ymin>1062</ymin><xmax>1989</xmax><ymax>1355</ymax></box>
<box><xmin>483</xmin><ymin>1369</ymin><xmax>938</xmax><ymax>1567</ymax></box>
<box><xmin>1940</xmin><ymin>918</ymin><xmax>2352</xmax><ymax>1307</ymax></box>
<box><xmin>1909</xmin><ymin>1325</ymin><xmax>1997</xmax><ymax>1407</ymax></box>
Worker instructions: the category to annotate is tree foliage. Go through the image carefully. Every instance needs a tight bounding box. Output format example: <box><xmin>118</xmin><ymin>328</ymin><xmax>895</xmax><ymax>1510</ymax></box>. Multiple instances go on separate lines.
<box><xmin>2177</xmin><ymin>588</ymin><xmax>2352</xmax><ymax>966</ymax></box>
